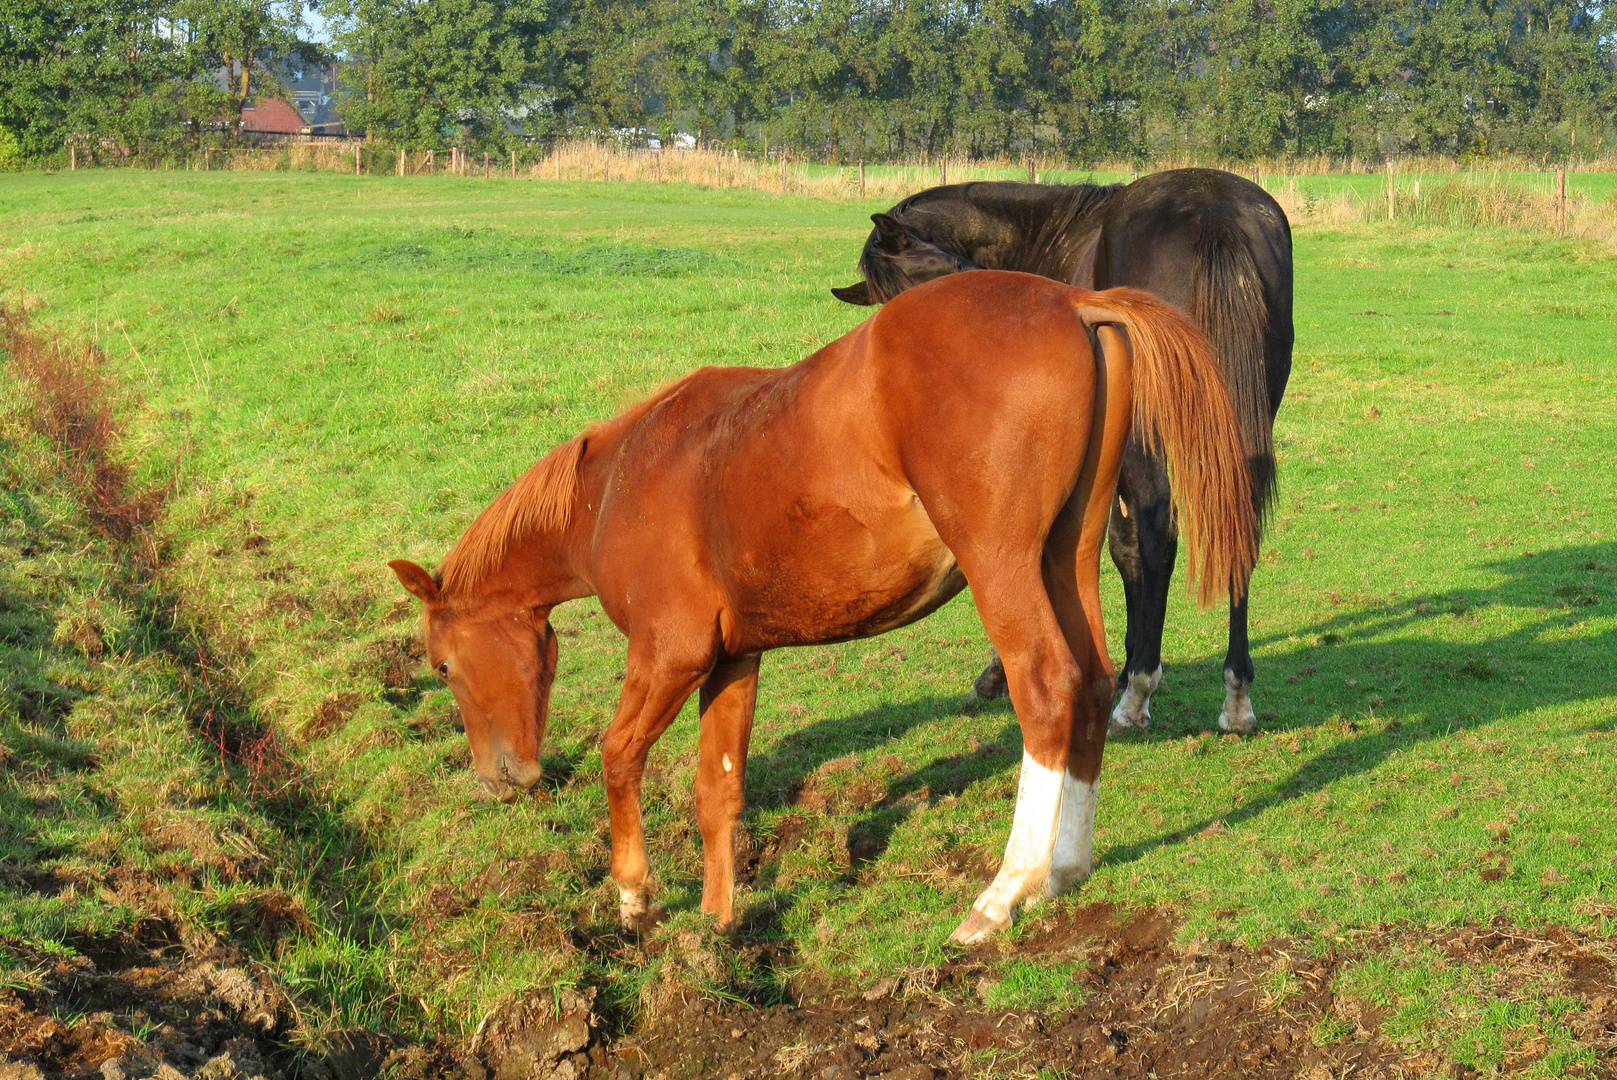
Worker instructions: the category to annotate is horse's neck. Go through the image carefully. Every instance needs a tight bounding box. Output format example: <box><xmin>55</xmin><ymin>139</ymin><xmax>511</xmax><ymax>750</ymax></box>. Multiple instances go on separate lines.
<box><xmin>478</xmin><ymin>479</ymin><xmax>603</xmax><ymax>612</ymax></box>
<box><xmin>943</xmin><ymin>185</ymin><xmax>1116</xmax><ymax>280</ymax></box>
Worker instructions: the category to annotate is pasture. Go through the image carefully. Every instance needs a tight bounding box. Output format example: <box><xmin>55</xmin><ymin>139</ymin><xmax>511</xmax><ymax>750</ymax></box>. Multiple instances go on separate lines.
<box><xmin>1</xmin><ymin>170</ymin><xmax>1615</xmax><ymax>1079</ymax></box>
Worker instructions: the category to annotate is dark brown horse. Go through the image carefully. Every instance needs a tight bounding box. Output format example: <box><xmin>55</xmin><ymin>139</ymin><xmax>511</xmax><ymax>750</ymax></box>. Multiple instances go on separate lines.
<box><xmin>833</xmin><ymin>170</ymin><xmax>1292</xmax><ymax>734</ymax></box>
<box><xmin>389</xmin><ymin>271</ymin><xmax>1256</xmax><ymax>943</ymax></box>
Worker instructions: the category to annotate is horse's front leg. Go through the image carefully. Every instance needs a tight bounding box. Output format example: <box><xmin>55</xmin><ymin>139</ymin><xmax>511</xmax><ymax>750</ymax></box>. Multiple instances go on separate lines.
<box><xmin>601</xmin><ymin>649</ymin><xmax>708</xmax><ymax>932</ymax></box>
<box><xmin>695</xmin><ymin>654</ymin><xmax>761</xmax><ymax>931</ymax></box>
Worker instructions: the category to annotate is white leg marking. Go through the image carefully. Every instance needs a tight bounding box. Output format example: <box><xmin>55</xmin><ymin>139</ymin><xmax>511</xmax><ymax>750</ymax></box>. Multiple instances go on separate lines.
<box><xmin>955</xmin><ymin>752</ymin><xmax>1065</xmax><ymax>942</ymax></box>
<box><xmin>1218</xmin><ymin>670</ymin><xmax>1257</xmax><ymax>733</ymax></box>
<box><xmin>619</xmin><ymin>888</ymin><xmax>648</xmax><ymax>925</ymax></box>
<box><xmin>722</xmin><ymin>753</ymin><xmax>733</xmax><ymax>772</ymax></box>
<box><xmin>1048</xmin><ymin>773</ymin><xmax>1098</xmax><ymax>896</ymax></box>
<box><xmin>1110</xmin><ymin>665</ymin><xmax>1162</xmax><ymax>733</ymax></box>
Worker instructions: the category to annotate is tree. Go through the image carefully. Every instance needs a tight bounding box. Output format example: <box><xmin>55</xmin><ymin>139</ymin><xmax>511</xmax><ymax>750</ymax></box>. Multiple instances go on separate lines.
<box><xmin>0</xmin><ymin>0</ymin><xmax>183</xmax><ymax>158</ymax></box>
<box><xmin>171</xmin><ymin>0</ymin><xmax>311</xmax><ymax>144</ymax></box>
<box><xmin>328</xmin><ymin>0</ymin><xmax>548</xmax><ymax>147</ymax></box>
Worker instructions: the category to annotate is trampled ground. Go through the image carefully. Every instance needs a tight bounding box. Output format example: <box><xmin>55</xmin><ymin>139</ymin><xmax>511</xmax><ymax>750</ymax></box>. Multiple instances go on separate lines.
<box><xmin>0</xmin><ymin>171</ymin><xmax>1614</xmax><ymax>1079</ymax></box>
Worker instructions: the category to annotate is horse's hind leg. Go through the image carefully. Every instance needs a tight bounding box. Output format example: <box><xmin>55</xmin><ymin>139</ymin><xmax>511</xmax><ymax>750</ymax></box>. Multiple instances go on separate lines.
<box><xmin>935</xmin><ymin>327</ymin><xmax>1128</xmax><ymax>944</ymax></box>
<box><xmin>1108</xmin><ymin>448</ymin><xmax>1175</xmax><ymax>731</ymax></box>
<box><xmin>695</xmin><ymin>654</ymin><xmax>760</xmax><ymax>931</ymax></box>
<box><xmin>1219</xmin><ymin>595</ymin><xmax>1256</xmax><ymax>732</ymax></box>
<box><xmin>947</xmin><ymin>565</ymin><xmax>1091</xmax><ymax>944</ymax></box>
<box><xmin>1040</xmin><ymin>323</ymin><xmax>1132</xmax><ymax>894</ymax></box>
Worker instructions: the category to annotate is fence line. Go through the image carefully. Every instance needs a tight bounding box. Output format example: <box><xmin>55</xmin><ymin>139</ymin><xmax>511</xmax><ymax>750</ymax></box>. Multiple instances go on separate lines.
<box><xmin>52</xmin><ymin>138</ymin><xmax>1617</xmax><ymax>242</ymax></box>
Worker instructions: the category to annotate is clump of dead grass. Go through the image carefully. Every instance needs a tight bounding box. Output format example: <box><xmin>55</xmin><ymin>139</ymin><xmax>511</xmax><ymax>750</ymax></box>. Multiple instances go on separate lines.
<box><xmin>0</xmin><ymin>306</ymin><xmax>168</xmax><ymax>553</ymax></box>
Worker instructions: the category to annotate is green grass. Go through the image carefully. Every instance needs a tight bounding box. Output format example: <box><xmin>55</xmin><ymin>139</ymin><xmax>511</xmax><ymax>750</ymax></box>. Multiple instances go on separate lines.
<box><xmin>1336</xmin><ymin>944</ymin><xmax>1598</xmax><ymax>1075</ymax></box>
<box><xmin>1</xmin><ymin>170</ymin><xmax>1615</xmax><ymax>1053</ymax></box>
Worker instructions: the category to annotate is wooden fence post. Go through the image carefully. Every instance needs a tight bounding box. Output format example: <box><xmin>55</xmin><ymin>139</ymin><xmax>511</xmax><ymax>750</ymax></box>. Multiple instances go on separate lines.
<box><xmin>859</xmin><ymin>159</ymin><xmax>866</xmax><ymax>198</ymax></box>
<box><xmin>69</xmin><ymin>142</ymin><xmax>75</xmax><ymax>170</ymax></box>
<box><xmin>780</xmin><ymin>153</ymin><xmax>787</xmax><ymax>194</ymax></box>
<box><xmin>1386</xmin><ymin>160</ymin><xmax>1396</xmax><ymax>221</ymax></box>
<box><xmin>1557</xmin><ymin>168</ymin><xmax>1567</xmax><ymax>235</ymax></box>
<box><xmin>1028</xmin><ymin>158</ymin><xmax>1035</xmax><ymax>184</ymax></box>
<box><xmin>511</xmin><ymin>150</ymin><xmax>516</xmax><ymax>178</ymax></box>
<box><xmin>355</xmin><ymin>143</ymin><xmax>361</xmax><ymax>175</ymax></box>
<box><xmin>484</xmin><ymin>152</ymin><xmax>490</xmax><ymax>177</ymax></box>
<box><xmin>1251</xmin><ymin>164</ymin><xmax>1259</xmax><ymax>186</ymax></box>
<box><xmin>939</xmin><ymin>159</ymin><xmax>947</xmax><ymax>186</ymax></box>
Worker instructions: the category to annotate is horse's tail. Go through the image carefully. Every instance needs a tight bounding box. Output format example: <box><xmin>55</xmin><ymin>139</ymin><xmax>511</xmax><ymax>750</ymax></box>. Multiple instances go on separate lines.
<box><xmin>1075</xmin><ymin>288</ymin><xmax>1258</xmax><ymax>609</ymax></box>
<box><xmin>1189</xmin><ymin>219</ymin><xmax>1275</xmax><ymax>518</ymax></box>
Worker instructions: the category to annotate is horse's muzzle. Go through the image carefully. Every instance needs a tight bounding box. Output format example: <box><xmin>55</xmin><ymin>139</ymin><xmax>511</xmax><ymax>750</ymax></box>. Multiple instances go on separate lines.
<box><xmin>480</xmin><ymin>754</ymin><xmax>544</xmax><ymax>804</ymax></box>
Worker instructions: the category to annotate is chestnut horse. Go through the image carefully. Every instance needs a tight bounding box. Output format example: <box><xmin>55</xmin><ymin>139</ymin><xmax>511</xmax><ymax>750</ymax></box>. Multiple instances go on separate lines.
<box><xmin>389</xmin><ymin>271</ymin><xmax>1256</xmax><ymax>943</ymax></box>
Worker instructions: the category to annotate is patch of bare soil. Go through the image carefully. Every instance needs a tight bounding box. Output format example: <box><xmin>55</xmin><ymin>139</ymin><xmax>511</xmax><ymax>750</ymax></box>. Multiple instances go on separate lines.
<box><xmin>455</xmin><ymin>907</ymin><xmax>1617</xmax><ymax>1080</ymax></box>
<box><xmin>0</xmin><ymin>934</ymin><xmax>294</xmax><ymax>1080</ymax></box>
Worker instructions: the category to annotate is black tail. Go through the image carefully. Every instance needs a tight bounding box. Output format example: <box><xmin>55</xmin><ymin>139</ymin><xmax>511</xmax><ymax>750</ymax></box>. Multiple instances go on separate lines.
<box><xmin>1190</xmin><ymin>219</ymin><xmax>1276</xmax><ymax>519</ymax></box>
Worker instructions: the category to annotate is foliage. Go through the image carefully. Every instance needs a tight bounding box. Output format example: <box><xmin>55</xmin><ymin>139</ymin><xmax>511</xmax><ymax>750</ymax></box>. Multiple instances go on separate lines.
<box><xmin>323</xmin><ymin>0</ymin><xmax>550</xmax><ymax>148</ymax></box>
<box><xmin>0</xmin><ymin>127</ymin><xmax>21</xmax><ymax>170</ymax></box>
<box><xmin>0</xmin><ymin>0</ymin><xmax>314</xmax><ymax>160</ymax></box>
<box><xmin>2</xmin><ymin>0</ymin><xmax>1614</xmax><ymax>161</ymax></box>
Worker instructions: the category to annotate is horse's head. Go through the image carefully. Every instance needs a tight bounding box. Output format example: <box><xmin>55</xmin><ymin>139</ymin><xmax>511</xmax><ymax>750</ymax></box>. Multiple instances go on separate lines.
<box><xmin>832</xmin><ymin>212</ymin><xmax>978</xmax><ymax>305</ymax></box>
<box><xmin>388</xmin><ymin>559</ymin><xmax>557</xmax><ymax>804</ymax></box>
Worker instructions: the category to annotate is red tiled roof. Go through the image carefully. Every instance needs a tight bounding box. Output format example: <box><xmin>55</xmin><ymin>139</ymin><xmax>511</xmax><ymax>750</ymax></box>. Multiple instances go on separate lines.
<box><xmin>241</xmin><ymin>98</ymin><xmax>305</xmax><ymax>134</ymax></box>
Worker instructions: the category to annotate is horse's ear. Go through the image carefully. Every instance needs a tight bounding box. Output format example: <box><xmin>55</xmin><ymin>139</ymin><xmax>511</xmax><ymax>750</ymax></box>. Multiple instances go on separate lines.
<box><xmin>831</xmin><ymin>281</ymin><xmax>875</xmax><ymax>305</ymax></box>
<box><xmin>871</xmin><ymin>213</ymin><xmax>910</xmax><ymax>254</ymax></box>
<box><xmin>389</xmin><ymin>559</ymin><xmax>441</xmax><ymax>606</ymax></box>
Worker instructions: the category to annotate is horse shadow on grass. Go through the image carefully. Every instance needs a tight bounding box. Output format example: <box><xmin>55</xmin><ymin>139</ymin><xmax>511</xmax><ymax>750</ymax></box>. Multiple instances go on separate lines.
<box><xmin>740</xmin><ymin>541</ymin><xmax>1617</xmax><ymax>884</ymax></box>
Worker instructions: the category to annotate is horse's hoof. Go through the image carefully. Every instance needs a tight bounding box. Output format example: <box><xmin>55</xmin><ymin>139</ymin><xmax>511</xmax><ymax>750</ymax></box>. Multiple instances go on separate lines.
<box><xmin>618</xmin><ymin>893</ymin><xmax>668</xmax><ymax>936</ymax></box>
<box><xmin>1219</xmin><ymin>671</ymin><xmax>1257</xmax><ymax>733</ymax></box>
<box><xmin>972</xmin><ymin>658</ymin><xmax>1009</xmax><ymax>700</ymax></box>
<box><xmin>1109</xmin><ymin>667</ymin><xmax>1161</xmax><ymax>732</ymax></box>
<box><xmin>949</xmin><ymin>907</ymin><xmax>1009</xmax><ymax>945</ymax></box>
<box><xmin>1218</xmin><ymin>708</ymin><xmax>1257</xmax><ymax>734</ymax></box>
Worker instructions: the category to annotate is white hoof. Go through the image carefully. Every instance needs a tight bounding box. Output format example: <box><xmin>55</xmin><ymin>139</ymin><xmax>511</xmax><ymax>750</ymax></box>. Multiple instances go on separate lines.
<box><xmin>619</xmin><ymin>889</ymin><xmax>648</xmax><ymax>928</ymax></box>
<box><xmin>1218</xmin><ymin>670</ymin><xmax>1257</xmax><ymax>733</ymax></box>
<box><xmin>1110</xmin><ymin>666</ymin><xmax>1162</xmax><ymax>733</ymax></box>
<box><xmin>949</xmin><ymin>906</ymin><xmax>1011</xmax><ymax>944</ymax></box>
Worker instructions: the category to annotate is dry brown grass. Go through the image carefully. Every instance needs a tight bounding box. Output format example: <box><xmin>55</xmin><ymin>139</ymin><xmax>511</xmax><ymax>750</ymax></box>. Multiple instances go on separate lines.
<box><xmin>0</xmin><ymin>306</ymin><xmax>168</xmax><ymax>548</ymax></box>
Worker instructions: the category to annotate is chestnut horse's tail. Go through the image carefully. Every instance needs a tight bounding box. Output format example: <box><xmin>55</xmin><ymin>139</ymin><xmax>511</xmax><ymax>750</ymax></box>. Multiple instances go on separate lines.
<box><xmin>1075</xmin><ymin>287</ymin><xmax>1258</xmax><ymax>608</ymax></box>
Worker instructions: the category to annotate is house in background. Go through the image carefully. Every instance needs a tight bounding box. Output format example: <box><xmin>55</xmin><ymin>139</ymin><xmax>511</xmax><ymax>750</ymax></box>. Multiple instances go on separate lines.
<box><xmin>285</xmin><ymin>59</ymin><xmax>347</xmax><ymax>135</ymax></box>
<box><xmin>240</xmin><ymin>97</ymin><xmax>307</xmax><ymax>135</ymax></box>
<box><xmin>205</xmin><ymin>55</ymin><xmax>348</xmax><ymax>139</ymax></box>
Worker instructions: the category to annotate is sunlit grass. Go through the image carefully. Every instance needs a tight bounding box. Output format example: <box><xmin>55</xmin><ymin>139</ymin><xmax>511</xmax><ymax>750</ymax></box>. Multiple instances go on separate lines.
<box><xmin>0</xmin><ymin>170</ymin><xmax>1614</xmax><ymax>1047</ymax></box>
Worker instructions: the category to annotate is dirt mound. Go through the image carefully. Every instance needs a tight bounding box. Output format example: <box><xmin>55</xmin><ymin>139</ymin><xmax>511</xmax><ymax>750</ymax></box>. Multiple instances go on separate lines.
<box><xmin>0</xmin><ymin>942</ymin><xmax>293</xmax><ymax>1080</ymax></box>
<box><xmin>445</xmin><ymin>905</ymin><xmax>1615</xmax><ymax>1080</ymax></box>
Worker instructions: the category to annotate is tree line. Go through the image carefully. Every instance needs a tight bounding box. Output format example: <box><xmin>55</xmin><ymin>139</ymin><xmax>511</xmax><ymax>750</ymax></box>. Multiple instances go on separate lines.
<box><xmin>2</xmin><ymin>0</ymin><xmax>1613</xmax><ymax>166</ymax></box>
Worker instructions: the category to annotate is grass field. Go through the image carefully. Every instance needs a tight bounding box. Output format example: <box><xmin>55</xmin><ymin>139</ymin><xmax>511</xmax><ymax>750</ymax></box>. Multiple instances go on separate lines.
<box><xmin>1</xmin><ymin>171</ymin><xmax>1615</xmax><ymax>1078</ymax></box>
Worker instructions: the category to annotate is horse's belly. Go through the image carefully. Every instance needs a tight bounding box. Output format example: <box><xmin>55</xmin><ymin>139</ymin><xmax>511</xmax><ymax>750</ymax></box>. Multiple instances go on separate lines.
<box><xmin>726</xmin><ymin>495</ymin><xmax>964</xmax><ymax>650</ymax></box>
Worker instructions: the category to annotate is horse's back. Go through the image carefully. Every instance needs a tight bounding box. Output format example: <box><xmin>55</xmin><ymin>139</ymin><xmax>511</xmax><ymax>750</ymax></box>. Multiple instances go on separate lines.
<box><xmin>594</xmin><ymin>272</ymin><xmax>1104</xmax><ymax>654</ymax></box>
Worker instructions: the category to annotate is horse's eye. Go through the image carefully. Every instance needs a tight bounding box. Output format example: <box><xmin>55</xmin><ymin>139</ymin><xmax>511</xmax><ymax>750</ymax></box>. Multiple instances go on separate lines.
<box><xmin>436</xmin><ymin>660</ymin><xmax>450</xmax><ymax>680</ymax></box>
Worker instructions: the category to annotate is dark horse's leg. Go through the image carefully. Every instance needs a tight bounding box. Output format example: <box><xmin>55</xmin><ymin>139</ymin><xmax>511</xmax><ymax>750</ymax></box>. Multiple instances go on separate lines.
<box><xmin>1105</xmin><ymin>175</ymin><xmax>1292</xmax><ymax>733</ymax></box>
<box><xmin>1106</xmin><ymin>441</ymin><xmax>1175</xmax><ymax>730</ymax></box>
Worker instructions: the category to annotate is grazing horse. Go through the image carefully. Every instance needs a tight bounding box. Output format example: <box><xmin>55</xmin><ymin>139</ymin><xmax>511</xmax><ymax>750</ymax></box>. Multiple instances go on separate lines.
<box><xmin>389</xmin><ymin>271</ymin><xmax>1256</xmax><ymax>943</ymax></box>
<box><xmin>833</xmin><ymin>170</ymin><xmax>1292</xmax><ymax>733</ymax></box>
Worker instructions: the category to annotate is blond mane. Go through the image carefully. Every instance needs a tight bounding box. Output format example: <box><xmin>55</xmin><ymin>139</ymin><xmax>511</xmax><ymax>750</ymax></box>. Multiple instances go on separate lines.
<box><xmin>438</xmin><ymin>434</ymin><xmax>589</xmax><ymax>595</ymax></box>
